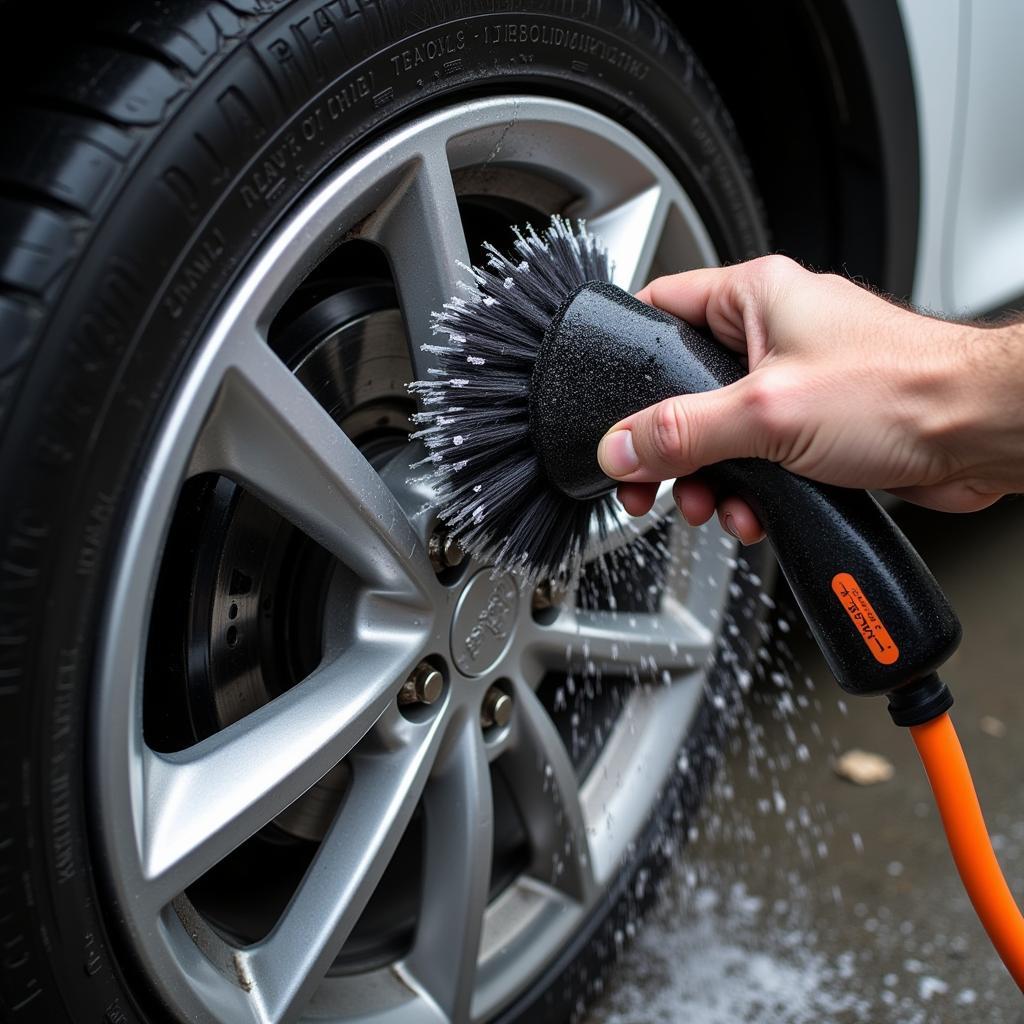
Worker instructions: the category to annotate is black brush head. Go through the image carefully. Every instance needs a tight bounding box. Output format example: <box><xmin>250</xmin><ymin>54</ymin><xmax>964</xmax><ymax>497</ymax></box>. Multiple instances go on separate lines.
<box><xmin>410</xmin><ymin>217</ymin><xmax>622</xmax><ymax>583</ymax></box>
<box><xmin>411</xmin><ymin>216</ymin><xmax>734</xmax><ymax>582</ymax></box>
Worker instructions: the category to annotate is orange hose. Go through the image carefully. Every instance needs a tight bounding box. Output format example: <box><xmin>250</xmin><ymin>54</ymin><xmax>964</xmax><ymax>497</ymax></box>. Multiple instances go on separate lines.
<box><xmin>910</xmin><ymin>711</ymin><xmax>1024</xmax><ymax>990</ymax></box>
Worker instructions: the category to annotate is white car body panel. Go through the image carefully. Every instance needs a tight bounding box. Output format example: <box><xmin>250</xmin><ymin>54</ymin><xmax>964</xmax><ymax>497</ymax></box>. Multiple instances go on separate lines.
<box><xmin>900</xmin><ymin>0</ymin><xmax>1024</xmax><ymax>315</ymax></box>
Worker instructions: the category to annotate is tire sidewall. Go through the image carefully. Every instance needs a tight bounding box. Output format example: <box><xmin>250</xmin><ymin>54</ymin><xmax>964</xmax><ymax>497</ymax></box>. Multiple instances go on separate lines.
<box><xmin>0</xmin><ymin>3</ymin><xmax>767</xmax><ymax>1021</ymax></box>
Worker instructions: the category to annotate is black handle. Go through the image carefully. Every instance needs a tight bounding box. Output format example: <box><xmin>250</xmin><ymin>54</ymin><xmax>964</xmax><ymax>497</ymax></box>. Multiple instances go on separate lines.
<box><xmin>709</xmin><ymin>461</ymin><xmax>959</xmax><ymax>695</ymax></box>
<box><xmin>531</xmin><ymin>281</ymin><xmax>962</xmax><ymax>700</ymax></box>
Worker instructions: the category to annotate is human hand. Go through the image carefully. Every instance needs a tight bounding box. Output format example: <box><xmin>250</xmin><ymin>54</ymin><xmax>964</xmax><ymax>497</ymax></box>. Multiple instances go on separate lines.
<box><xmin>596</xmin><ymin>256</ymin><xmax>1023</xmax><ymax>543</ymax></box>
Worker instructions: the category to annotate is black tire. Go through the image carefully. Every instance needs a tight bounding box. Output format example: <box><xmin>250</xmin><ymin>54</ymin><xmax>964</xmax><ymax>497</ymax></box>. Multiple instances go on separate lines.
<box><xmin>0</xmin><ymin>2</ymin><xmax>771</xmax><ymax>1022</ymax></box>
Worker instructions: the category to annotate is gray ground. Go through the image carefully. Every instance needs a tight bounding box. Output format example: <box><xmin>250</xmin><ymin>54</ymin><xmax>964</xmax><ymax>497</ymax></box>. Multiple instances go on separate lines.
<box><xmin>587</xmin><ymin>498</ymin><xmax>1024</xmax><ymax>1024</ymax></box>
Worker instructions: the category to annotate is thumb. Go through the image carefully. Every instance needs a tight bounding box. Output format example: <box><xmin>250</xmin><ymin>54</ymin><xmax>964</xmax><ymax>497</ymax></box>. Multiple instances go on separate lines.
<box><xmin>597</xmin><ymin>380</ymin><xmax>762</xmax><ymax>482</ymax></box>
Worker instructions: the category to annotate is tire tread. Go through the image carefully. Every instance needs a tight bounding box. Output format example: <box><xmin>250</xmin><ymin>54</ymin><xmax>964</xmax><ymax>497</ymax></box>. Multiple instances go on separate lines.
<box><xmin>0</xmin><ymin>0</ymin><xmax>262</xmax><ymax>431</ymax></box>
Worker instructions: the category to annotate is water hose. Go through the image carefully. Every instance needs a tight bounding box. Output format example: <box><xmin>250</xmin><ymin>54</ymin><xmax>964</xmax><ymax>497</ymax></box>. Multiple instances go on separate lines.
<box><xmin>911</xmin><ymin>712</ymin><xmax>1024</xmax><ymax>989</ymax></box>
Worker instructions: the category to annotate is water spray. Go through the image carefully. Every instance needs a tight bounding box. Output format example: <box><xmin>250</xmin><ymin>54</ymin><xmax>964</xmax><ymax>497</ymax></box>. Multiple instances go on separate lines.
<box><xmin>410</xmin><ymin>216</ymin><xmax>1024</xmax><ymax>989</ymax></box>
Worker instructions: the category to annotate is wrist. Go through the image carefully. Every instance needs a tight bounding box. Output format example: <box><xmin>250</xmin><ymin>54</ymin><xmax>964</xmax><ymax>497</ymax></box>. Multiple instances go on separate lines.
<box><xmin>922</xmin><ymin>318</ymin><xmax>1024</xmax><ymax>494</ymax></box>
<box><xmin>888</xmin><ymin>313</ymin><xmax>966</xmax><ymax>450</ymax></box>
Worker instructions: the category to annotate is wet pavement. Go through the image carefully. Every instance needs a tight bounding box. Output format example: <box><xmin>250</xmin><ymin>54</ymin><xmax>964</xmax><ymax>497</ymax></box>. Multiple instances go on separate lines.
<box><xmin>587</xmin><ymin>498</ymin><xmax>1024</xmax><ymax>1023</ymax></box>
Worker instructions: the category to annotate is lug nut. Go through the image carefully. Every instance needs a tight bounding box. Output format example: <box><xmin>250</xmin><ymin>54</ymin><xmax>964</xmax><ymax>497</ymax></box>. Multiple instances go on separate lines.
<box><xmin>532</xmin><ymin>579</ymin><xmax>567</xmax><ymax>611</ymax></box>
<box><xmin>429</xmin><ymin>530</ymin><xmax>465</xmax><ymax>572</ymax></box>
<box><xmin>481</xmin><ymin>686</ymin><xmax>513</xmax><ymax>729</ymax></box>
<box><xmin>399</xmin><ymin>662</ymin><xmax>444</xmax><ymax>706</ymax></box>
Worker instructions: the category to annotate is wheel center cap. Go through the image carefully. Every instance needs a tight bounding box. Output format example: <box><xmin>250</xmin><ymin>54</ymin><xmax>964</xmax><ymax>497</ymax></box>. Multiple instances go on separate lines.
<box><xmin>450</xmin><ymin>569</ymin><xmax>519</xmax><ymax>676</ymax></box>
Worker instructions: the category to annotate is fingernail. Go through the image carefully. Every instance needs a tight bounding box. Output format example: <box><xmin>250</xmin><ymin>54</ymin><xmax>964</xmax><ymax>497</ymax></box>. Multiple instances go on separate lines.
<box><xmin>723</xmin><ymin>513</ymin><xmax>741</xmax><ymax>541</ymax></box>
<box><xmin>598</xmin><ymin>429</ymin><xmax>639</xmax><ymax>478</ymax></box>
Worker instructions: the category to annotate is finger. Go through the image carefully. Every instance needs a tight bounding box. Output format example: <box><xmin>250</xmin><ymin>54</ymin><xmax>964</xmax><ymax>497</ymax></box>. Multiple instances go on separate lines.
<box><xmin>672</xmin><ymin>476</ymin><xmax>717</xmax><ymax>526</ymax></box>
<box><xmin>616</xmin><ymin>481</ymin><xmax>659</xmax><ymax>517</ymax></box>
<box><xmin>635</xmin><ymin>268</ymin><xmax>733</xmax><ymax>327</ymax></box>
<box><xmin>597</xmin><ymin>380</ymin><xmax>759</xmax><ymax>483</ymax></box>
<box><xmin>639</xmin><ymin>257</ymin><xmax>804</xmax><ymax>360</ymax></box>
<box><xmin>717</xmin><ymin>495</ymin><xmax>766</xmax><ymax>545</ymax></box>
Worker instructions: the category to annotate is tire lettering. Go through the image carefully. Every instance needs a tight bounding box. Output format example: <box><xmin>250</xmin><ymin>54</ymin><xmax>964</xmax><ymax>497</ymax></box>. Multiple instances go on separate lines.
<box><xmin>325</xmin><ymin>71</ymin><xmax>376</xmax><ymax>119</ymax></box>
<box><xmin>292</xmin><ymin>9</ymin><xmax>350</xmax><ymax>85</ymax></box>
<box><xmin>162</xmin><ymin>165</ymin><xmax>201</xmax><ymax>222</ymax></box>
<box><xmin>50</xmin><ymin>652</ymin><xmax>77</xmax><ymax>885</ymax></box>
<box><xmin>72</xmin><ymin>265</ymin><xmax>144</xmax><ymax>385</ymax></box>
<box><xmin>104</xmin><ymin>998</ymin><xmax>130</xmax><ymax>1024</ymax></box>
<box><xmin>76</xmin><ymin>491</ymin><xmax>117</xmax><ymax>577</ymax></box>
<box><xmin>162</xmin><ymin>229</ymin><xmax>227</xmax><ymax>320</ymax></box>
<box><xmin>264</xmin><ymin>0</ymin><xmax>376</xmax><ymax>102</ymax></box>
<box><xmin>83</xmin><ymin>931</ymin><xmax>103</xmax><ymax>978</ymax></box>
<box><xmin>239</xmin><ymin>133</ymin><xmax>302</xmax><ymax>210</ymax></box>
<box><xmin>481</xmin><ymin>21</ymin><xmax>649</xmax><ymax>80</ymax></box>
<box><xmin>389</xmin><ymin>30</ymin><xmax>466</xmax><ymax>76</ymax></box>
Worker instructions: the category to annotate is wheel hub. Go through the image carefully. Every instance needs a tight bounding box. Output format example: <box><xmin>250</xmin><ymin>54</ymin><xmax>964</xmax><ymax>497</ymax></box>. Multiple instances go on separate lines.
<box><xmin>450</xmin><ymin>570</ymin><xmax>520</xmax><ymax>676</ymax></box>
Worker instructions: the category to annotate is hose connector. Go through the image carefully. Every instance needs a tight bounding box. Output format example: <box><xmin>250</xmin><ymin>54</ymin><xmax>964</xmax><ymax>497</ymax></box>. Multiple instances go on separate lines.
<box><xmin>887</xmin><ymin>672</ymin><xmax>954</xmax><ymax>727</ymax></box>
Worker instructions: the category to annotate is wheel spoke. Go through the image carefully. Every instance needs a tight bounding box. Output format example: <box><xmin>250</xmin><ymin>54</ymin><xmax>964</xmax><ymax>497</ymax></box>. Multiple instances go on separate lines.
<box><xmin>192</xmin><ymin>336</ymin><xmax>433</xmax><ymax>597</ymax></box>
<box><xmin>588</xmin><ymin>185</ymin><xmax>672</xmax><ymax>291</ymax></box>
<box><xmin>521</xmin><ymin>597</ymin><xmax>714</xmax><ymax>681</ymax></box>
<box><xmin>501</xmin><ymin>683</ymin><xmax>596</xmax><ymax>903</ymax></box>
<box><xmin>401</xmin><ymin>713</ymin><xmax>494</xmax><ymax>1022</ymax></box>
<box><xmin>587</xmin><ymin>483</ymin><xmax>676</xmax><ymax>558</ymax></box>
<box><xmin>360</xmin><ymin>145</ymin><xmax>473</xmax><ymax>379</ymax></box>
<box><xmin>240</xmin><ymin>712</ymin><xmax>449</xmax><ymax>1024</ymax></box>
<box><xmin>140</xmin><ymin>635</ymin><xmax>426</xmax><ymax>906</ymax></box>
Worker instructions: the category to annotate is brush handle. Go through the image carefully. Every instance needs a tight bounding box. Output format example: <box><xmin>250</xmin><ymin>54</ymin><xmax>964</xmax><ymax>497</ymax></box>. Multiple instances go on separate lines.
<box><xmin>707</xmin><ymin>460</ymin><xmax>958</xmax><ymax>698</ymax></box>
<box><xmin>533</xmin><ymin>281</ymin><xmax>961</xmax><ymax>702</ymax></box>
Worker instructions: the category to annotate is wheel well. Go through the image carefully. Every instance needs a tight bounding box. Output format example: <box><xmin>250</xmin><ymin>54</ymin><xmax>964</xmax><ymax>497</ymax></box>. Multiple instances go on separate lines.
<box><xmin>670</xmin><ymin>0</ymin><xmax>920</xmax><ymax>298</ymax></box>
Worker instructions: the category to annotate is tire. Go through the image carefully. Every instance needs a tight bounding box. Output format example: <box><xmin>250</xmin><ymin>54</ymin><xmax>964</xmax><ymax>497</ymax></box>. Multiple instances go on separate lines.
<box><xmin>0</xmin><ymin>3</ymin><xmax>771</xmax><ymax>1023</ymax></box>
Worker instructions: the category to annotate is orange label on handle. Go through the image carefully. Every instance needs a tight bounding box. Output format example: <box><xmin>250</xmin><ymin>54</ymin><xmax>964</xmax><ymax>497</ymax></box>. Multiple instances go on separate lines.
<box><xmin>831</xmin><ymin>572</ymin><xmax>900</xmax><ymax>665</ymax></box>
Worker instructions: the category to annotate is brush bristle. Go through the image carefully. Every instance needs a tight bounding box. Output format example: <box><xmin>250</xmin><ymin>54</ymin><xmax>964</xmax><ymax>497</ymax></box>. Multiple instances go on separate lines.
<box><xmin>410</xmin><ymin>215</ymin><xmax>622</xmax><ymax>584</ymax></box>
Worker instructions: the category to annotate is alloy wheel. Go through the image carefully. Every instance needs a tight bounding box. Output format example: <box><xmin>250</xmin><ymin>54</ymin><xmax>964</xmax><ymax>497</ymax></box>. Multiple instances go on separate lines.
<box><xmin>93</xmin><ymin>96</ymin><xmax>734</xmax><ymax>1024</ymax></box>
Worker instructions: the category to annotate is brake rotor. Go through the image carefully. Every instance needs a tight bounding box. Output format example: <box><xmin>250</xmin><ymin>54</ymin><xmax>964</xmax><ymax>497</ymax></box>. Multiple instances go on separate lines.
<box><xmin>187</xmin><ymin>285</ymin><xmax>412</xmax><ymax>843</ymax></box>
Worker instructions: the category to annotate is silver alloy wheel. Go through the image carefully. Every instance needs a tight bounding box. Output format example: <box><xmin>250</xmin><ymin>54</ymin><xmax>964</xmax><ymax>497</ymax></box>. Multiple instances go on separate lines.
<box><xmin>93</xmin><ymin>96</ymin><xmax>734</xmax><ymax>1024</ymax></box>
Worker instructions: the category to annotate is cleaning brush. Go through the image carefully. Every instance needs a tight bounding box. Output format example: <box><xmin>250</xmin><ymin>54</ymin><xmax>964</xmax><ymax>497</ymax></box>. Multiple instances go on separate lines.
<box><xmin>411</xmin><ymin>217</ymin><xmax>621</xmax><ymax>583</ymax></box>
<box><xmin>410</xmin><ymin>215</ymin><xmax>960</xmax><ymax>708</ymax></box>
<box><xmin>411</xmin><ymin>215</ymin><xmax>1024</xmax><ymax>989</ymax></box>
